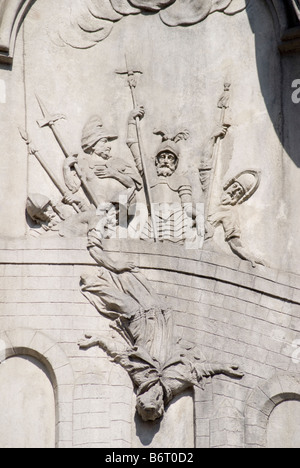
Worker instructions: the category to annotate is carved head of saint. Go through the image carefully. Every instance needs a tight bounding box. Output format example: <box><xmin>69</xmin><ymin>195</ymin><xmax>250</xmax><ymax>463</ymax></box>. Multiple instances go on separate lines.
<box><xmin>221</xmin><ymin>171</ymin><xmax>261</xmax><ymax>206</ymax></box>
<box><xmin>136</xmin><ymin>383</ymin><xmax>164</xmax><ymax>422</ymax></box>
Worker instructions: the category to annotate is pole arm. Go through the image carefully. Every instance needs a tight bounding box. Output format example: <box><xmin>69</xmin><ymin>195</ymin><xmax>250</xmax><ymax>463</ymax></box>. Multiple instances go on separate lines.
<box><xmin>124</xmin><ymin>60</ymin><xmax>159</xmax><ymax>242</ymax></box>
<box><xmin>205</xmin><ymin>83</ymin><xmax>231</xmax><ymax>222</ymax></box>
<box><xmin>35</xmin><ymin>96</ymin><xmax>99</xmax><ymax>208</ymax></box>
<box><xmin>19</xmin><ymin>128</ymin><xmax>80</xmax><ymax>214</ymax></box>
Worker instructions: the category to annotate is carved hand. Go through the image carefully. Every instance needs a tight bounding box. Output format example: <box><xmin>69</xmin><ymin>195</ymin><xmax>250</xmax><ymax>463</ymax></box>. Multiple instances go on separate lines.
<box><xmin>63</xmin><ymin>193</ymin><xmax>82</xmax><ymax>205</ymax></box>
<box><xmin>204</xmin><ymin>221</ymin><xmax>215</xmax><ymax>241</ymax></box>
<box><xmin>250</xmin><ymin>256</ymin><xmax>266</xmax><ymax>268</ymax></box>
<box><xmin>222</xmin><ymin>364</ymin><xmax>244</xmax><ymax>379</ymax></box>
<box><xmin>95</xmin><ymin>166</ymin><xmax>118</xmax><ymax>179</ymax></box>
<box><xmin>78</xmin><ymin>334</ymin><xmax>99</xmax><ymax>349</ymax></box>
<box><xmin>212</xmin><ymin>123</ymin><xmax>230</xmax><ymax>140</ymax></box>
<box><xmin>130</xmin><ymin>106</ymin><xmax>145</xmax><ymax>121</ymax></box>
<box><xmin>222</xmin><ymin>364</ymin><xmax>245</xmax><ymax>379</ymax></box>
<box><xmin>113</xmin><ymin>261</ymin><xmax>138</xmax><ymax>273</ymax></box>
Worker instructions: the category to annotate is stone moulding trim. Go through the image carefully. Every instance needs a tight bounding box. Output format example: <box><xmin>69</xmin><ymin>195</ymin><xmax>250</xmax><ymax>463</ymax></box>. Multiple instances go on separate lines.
<box><xmin>0</xmin><ymin>0</ymin><xmax>293</xmax><ymax>64</ymax></box>
<box><xmin>0</xmin><ymin>328</ymin><xmax>74</xmax><ymax>448</ymax></box>
<box><xmin>0</xmin><ymin>0</ymin><xmax>36</xmax><ymax>64</ymax></box>
<box><xmin>0</xmin><ymin>239</ymin><xmax>299</xmax><ymax>305</ymax></box>
<box><xmin>244</xmin><ymin>373</ymin><xmax>300</xmax><ymax>448</ymax></box>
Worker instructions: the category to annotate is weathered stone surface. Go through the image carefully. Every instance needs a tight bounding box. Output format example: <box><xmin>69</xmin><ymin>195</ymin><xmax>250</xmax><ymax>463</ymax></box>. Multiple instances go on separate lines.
<box><xmin>0</xmin><ymin>0</ymin><xmax>300</xmax><ymax>450</ymax></box>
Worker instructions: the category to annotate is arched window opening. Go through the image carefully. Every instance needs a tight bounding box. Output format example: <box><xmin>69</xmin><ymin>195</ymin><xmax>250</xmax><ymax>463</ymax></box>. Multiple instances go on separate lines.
<box><xmin>0</xmin><ymin>355</ymin><xmax>56</xmax><ymax>448</ymax></box>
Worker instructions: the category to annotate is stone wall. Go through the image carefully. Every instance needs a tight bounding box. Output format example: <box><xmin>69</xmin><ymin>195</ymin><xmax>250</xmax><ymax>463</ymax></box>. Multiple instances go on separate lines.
<box><xmin>0</xmin><ymin>238</ymin><xmax>299</xmax><ymax>448</ymax></box>
<box><xmin>1</xmin><ymin>0</ymin><xmax>300</xmax><ymax>449</ymax></box>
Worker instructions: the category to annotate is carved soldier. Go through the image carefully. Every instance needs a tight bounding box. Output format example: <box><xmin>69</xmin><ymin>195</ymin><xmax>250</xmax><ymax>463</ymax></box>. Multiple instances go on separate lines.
<box><xmin>26</xmin><ymin>193</ymin><xmax>98</xmax><ymax>238</ymax></box>
<box><xmin>64</xmin><ymin>116</ymin><xmax>142</xmax><ymax>209</ymax></box>
<box><xmin>127</xmin><ymin>107</ymin><xmax>198</xmax><ymax>243</ymax></box>
<box><xmin>78</xmin><ymin>209</ymin><xmax>243</xmax><ymax>422</ymax></box>
<box><xmin>205</xmin><ymin>170</ymin><xmax>265</xmax><ymax>267</ymax></box>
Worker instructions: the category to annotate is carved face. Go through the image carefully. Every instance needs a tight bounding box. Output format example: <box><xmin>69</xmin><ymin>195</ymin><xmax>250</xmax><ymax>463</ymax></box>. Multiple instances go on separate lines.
<box><xmin>136</xmin><ymin>384</ymin><xmax>164</xmax><ymax>422</ymax></box>
<box><xmin>156</xmin><ymin>151</ymin><xmax>178</xmax><ymax>177</ymax></box>
<box><xmin>92</xmin><ymin>138</ymin><xmax>112</xmax><ymax>160</ymax></box>
<box><xmin>221</xmin><ymin>182</ymin><xmax>245</xmax><ymax>206</ymax></box>
<box><xmin>35</xmin><ymin>203</ymin><xmax>56</xmax><ymax>223</ymax></box>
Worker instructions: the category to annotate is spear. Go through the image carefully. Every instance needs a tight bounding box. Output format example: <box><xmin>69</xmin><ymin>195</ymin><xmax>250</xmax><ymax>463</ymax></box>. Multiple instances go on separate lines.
<box><xmin>116</xmin><ymin>56</ymin><xmax>159</xmax><ymax>242</ymax></box>
<box><xmin>35</xmin><ymin>95</ymin><xmax>99</xmax><ymax>208</ymax></box>
<box><xmin>19</xmin><ymin>127</ymin><xmax>80</xmax><ymax>213</ymax></box>
<box><xmin>205</xmin><ymin>82</ymin><xmax>231</xmax><ymax>221</ymax></box>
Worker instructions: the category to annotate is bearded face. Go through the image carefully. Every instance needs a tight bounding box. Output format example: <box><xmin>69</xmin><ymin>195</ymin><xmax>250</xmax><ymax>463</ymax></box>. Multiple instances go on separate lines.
<box><xmin>221</xmin><ymin>182</ymin><xmax>245</xmax><ymax>206</ymax></box>
<box><xmin>92</xmin><ymin>138</ymin><xmax>112</xmax><ymax>160</ymax></box>
<box><xmin>155</xmin><ymin>151</ymin><xmax>178</xmax><ymax>177</ymax></box>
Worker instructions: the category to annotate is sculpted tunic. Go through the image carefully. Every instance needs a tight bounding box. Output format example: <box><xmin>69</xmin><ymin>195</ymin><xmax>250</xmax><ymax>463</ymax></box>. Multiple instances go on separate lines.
<box><xmin>76</xmin><ymin>153</ymin><xmax>142</xmax><ymax>206</ymax></box>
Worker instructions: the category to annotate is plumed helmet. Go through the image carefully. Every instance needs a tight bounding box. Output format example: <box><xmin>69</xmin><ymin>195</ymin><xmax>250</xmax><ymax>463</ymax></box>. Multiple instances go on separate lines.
<box><xmin>26</xmin><ymin>194</ymin><xmax>51</xmax><ymax>220</ymax></box>
<box><xmin>224</xmin><ymin>170</ymin><xmax>261</xmax><ymax>205</ymax></box>
<box><xmin>153</xmin><ymin>128</ymin><xmax>190</xmax><ymax>161</ymax></box>
<box><xmin>156</xmin><ymin>139</ymin><xmax>180</xmax><ymax>159</ymax></box>
<box><xmin>81</xmin><ymin>115</ymin><xmax>118</xmax><ymax>154</ymax></box>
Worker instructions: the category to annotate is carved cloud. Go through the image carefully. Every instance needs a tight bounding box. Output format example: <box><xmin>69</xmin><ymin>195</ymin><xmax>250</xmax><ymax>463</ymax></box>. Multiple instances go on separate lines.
<box><xmin>57</xmin><ymin>0</ymin><xmax>248</xmax><ymax>49</ymax></box>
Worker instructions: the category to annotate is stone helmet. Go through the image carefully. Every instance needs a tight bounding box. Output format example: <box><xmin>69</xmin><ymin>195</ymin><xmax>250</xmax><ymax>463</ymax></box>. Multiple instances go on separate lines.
<box><xmin>153</xmin><ymin>128</ymin><xmax>190</xmax><ymax>165</ymax></box>
<box><xmin>224</xmin><ymin>170</ymin><xmax>261</xmax><ymax>205</ymax></box>
<box><xmin>81</xmin><ymin>115</ymin><xmax>118</xmax><ymax>154</ymax></box>
<box><xmin>26</xmin><ymin>193</ymin><xmax>51</xmax><ymax>221</ymax></box>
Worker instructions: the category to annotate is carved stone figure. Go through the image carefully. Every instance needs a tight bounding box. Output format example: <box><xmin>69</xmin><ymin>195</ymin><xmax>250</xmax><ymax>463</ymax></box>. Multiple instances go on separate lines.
<box><xmin>64</xmin><ymin>116</ymin><xmax>142</xmax><ymax>209</ymax></box>
<box><xmin>26</xmin><ymin>193</ymin><xmax>98</xmax><ymax>238</ymax></box>
<box><xmin>199</xmin><ymin>82</ymin><xmax>231</xmax><ymax>195</ymax></box>
<box><xmin>127</xmin><ymin>107</ymin><xmax>199</xmax><ymax>244</ymax></box>
<box><xmin>79</xmin><ymin>331</ymin><xmax>243</xmax><ymax>422</ymax></box>
<box><xmin>58</xmin><ymin>0</ymin><xmax>248</xmax><ymax>49</ymax></box>
<box><xmin>198</xmin><ymin>123</ymin><xmax>230</xmax><ymax>193</ymax></box>
<box><xmin>78</xmin><ymin>210</ymin><xmax>243</xmax><ymax>422</ymax></box>
<box><xmin>205</xmin><ymin>170</ymin><xmax>265</xmax><ymax>267</ymax></box>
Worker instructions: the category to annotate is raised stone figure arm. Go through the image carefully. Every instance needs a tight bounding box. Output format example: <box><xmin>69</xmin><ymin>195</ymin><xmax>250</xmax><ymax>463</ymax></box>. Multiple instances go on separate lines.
<box><xmin>87</xmin><ymin>230</ymin><xmax>137</xmax><ymax>274</ymax></box>
<box><xmin>194</xmin><ymin>361</ymin><xmax>244</xmax><ymax>382</ymax></box>
<box><xmin>126</xmin><ymin>106</ymin><xmax>145</xmax><ymax>176</ymax></box>
<box><xmin>94</xmin><ymin>162</ymin><xmax>138</xmax><ymax>190</ymax></box>
<box><xmin>78</xmin><ymin>333</ymin><xmax>127</xmax><ymax>358</ymax></box>
<box><xmin>227</xmin><ymin>237</ymin><xmax>265</xmax><ymax>269</ymax></box>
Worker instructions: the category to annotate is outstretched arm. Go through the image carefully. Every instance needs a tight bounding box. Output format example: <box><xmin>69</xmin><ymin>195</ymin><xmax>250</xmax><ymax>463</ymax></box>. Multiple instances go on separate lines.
<box><xmin>78</xmin><ymin>334</ymin><xmax>127</xmax><ymax>359</ymax></box>
<box><xmin>199</xmin><ymin>124</ymin><xmax>230</xmax><ymax>193</ymax></box>
<box><xmin>95</xmin><ymin>165</ymin><xmax>137</xmax><ymax>189</ymax></box>
<box><xmin>88</xmin><ymin>244</ymin><xmax>137</xmax><ymax>273</ymax></box>
<box><xmin>195</xmin><ymin>362</ymin><xmax>244</xmax><ymax>381</ymax></box>
<box><xmin>126</xmin><ymin>106</ymin><xmax>145</xmax><ymax>176</ymax></box>
<box><xmin>228</xmin><ymin>237</ymin><xmax>265</xmax><ymax>268</ymax></box>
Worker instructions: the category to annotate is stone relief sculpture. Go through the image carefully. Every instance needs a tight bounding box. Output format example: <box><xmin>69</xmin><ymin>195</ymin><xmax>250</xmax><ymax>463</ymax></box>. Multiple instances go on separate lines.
<box><xmin>63</xmin><ymin>114</ymin><xmax>142</xmax><ymax>208</ymax></box>
<box><xmin>22</xmin><ymin>97</ymin><xmax>144</xmax><ymax>238</ymax></box>
<box><xmin>198</xmin><ymin>83</ymin><xmax>265</xmax><ymax>267</ymax></box>
<box><xmin>127</xmin><ymin>106</ymin><xmax>199</xmax><ymax>244</ymax></box>
<box><xmin>20</xmin><ymin>73</ymin><xmax>264</xmax><ymax>268</ymax></box>
<box><xmin>20</xmin><ymin>127</ymin><xmax>98</xmax><ymax>238</ymax></box>
<box><xmin>56</xmin><ymin>0</ymin><xmax>249</xmax><ymax>49</ymax></box>
<box><xmin>78</xmin><ymin>209</ymin><xmax>244</xmax><ymax>422</ymax></box>
<box><xmin>205</xmin><ymin>170</ymin><xmax>265</xmax><ymax>267</ymax></box>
